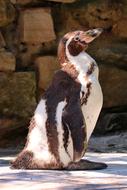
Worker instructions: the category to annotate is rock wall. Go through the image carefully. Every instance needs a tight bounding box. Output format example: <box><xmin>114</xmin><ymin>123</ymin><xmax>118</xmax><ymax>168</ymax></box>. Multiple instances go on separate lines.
<box><xmin>0</xmin><ymin>0</ymin><xmax>127</xmax><ymax>147</ymax></box>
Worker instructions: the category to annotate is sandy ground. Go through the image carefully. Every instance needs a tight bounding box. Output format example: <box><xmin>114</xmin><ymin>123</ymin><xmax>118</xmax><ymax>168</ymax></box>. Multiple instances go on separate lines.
<box><xmin>0</xmin><ymin>150</ymin><xmax>127</xmax><ymax>190</ymax></box>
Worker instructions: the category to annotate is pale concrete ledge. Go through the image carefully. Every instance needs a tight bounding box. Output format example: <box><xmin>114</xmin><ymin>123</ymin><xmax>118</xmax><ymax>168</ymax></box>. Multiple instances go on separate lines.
<box><xmin>0</xmin><ymin>151</ymin><xmax>127</xmax><ymax>190</ymax></box>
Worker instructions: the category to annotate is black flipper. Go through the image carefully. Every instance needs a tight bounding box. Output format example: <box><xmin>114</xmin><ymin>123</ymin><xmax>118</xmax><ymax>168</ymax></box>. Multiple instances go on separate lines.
<box><xmin>45</xmin><ymin>70</ymin><xmax>87</xmax><ymax>161</ymax></box>
<box><xmin>62</xmin><ymin>98</ymin><xmax>87</xmax><ymax>161</ymax></box>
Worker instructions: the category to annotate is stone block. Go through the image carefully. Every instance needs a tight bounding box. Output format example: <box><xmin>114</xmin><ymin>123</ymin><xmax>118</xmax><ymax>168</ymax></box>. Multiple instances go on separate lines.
<box><xmin>0</xmin><ymin>0</ymin><xmax>15</xmax><ymax>27</ymax></box>
<box><xmin>113</xmin><ymin>18</ymin><xmax>127</xmax><ymax>38</ymax></box>
<box><xmin>19</xmin><ymin>8</ymin><xmax>56</xmax><ymax>44</ymax></box>
<box><xmin>0</xmin><ymin>49</ymin><xmax>16</xmax><ymax>72</ymax></box>
<box><xmin>0</xmin><ymin>72</ymin><xmax>36</xmax><ymax>118</ymax></box>
<box><xmin>18</xmin><ymin>44</ymin><xmax>42</xmax><ymax>68</ymax></box>
<box><xmin>35</xmin><ymin>56</ymin><xmax>60</xmax><ymax>94</ymax></box>
<box><xmin>95</xmin><ymin>111</ymin><xmax>127</xmax><ymax>136</ymax></box>
<box><xmin>94</xmin><ymin>43</ymin><xmax>127</xmax><ymax>70</ymax></box>
<box><xmin>100</xmin><ymin>65</ymin><xmax>127</xmax><ymax>108</ymax></box>
<box><xmin>0</xmin><ymin>117</ymin><xmax>25</xmax><ymax>147</ymax></box>
<box><xmin>85</xmin><ymin>1</ymin><xmax>122</xmax><ymax>29</ymax></box>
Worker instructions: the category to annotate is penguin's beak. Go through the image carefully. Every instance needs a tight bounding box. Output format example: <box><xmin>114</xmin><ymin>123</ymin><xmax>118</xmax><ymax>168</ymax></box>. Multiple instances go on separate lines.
<box><xmin>80</xmin><ymin>28</ymin><xmax>103</xmax><ymax>44</ymax></box>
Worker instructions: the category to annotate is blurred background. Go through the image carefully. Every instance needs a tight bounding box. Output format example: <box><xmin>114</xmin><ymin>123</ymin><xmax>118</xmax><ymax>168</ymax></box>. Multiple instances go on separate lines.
<box><xmin>0</xmin><ymin>0</ymin><xmax>127</xmax><ymax>152</ymax></box>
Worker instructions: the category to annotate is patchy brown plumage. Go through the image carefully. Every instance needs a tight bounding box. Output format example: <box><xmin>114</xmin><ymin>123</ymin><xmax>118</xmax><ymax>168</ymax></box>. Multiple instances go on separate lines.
<box><xmin>11</xmin><ymin>150</ymin><xmax>34</xmax><ymax>169</ymax></box>
<box><xmin>87</xmin><ymin>62</ymin><xmax>95</xmax><ymax>75</ymax></box>
<box><xmin>62</xmin><ymin>63</ymin><xmax>79</xmax><ymax>79</ymax></box>
<box><xmin>81</xmin><ymin>82</ymin><xmax>92</xmax><ymax>106</ymax></box>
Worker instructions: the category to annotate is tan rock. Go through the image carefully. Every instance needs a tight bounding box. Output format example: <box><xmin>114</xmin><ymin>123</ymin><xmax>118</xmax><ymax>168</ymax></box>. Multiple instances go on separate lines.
<box><xmin>18</xmin><ymin>44</ymin><xmax>42</xmax><ymax>67</ymax></box>
<box><xmin>19</xmin><ymin>8</ymin><xmax>56</xmax><ymax>44</ymax></box>
<box><xmin>85</xmin><ymin>1</ymin><xmax>122</xmax><ymax>29</ymax></box>
<box><xmin>0</xmin><ymin>72</ymin><xmax>36</xmax><ymax>118</ymax></box>
<box><xmin>35</xmin><ymin>56</ymin><xmax>60</xmax><ymax>96</ymax></box>
<box><xmin>0</xmin><ymin>49</ymin><xmax>16</xmax><ymax>72</ymax></box>
<box><xmin>18</xmin><ymin>41</ymin><xmax>56</xmax><ymax>68</ymax></box>
<box><xmin>100</xmin><ymin>65</ymin><xmax>127</xmax><ymax>108</ymax></box>
<box><xmin>0</xmin><ymin>0</ymin><xmax>15</xmax><ymax>27</ymax></box>
<box><xmin>112</xmin><ymin>18</ymin><xmax>127</xmax><ymax>38</ymax></box>
<box><xmin>59</xmin><ymin>10</ymin><xmax>84</xmax><ymax>33</ymax></box>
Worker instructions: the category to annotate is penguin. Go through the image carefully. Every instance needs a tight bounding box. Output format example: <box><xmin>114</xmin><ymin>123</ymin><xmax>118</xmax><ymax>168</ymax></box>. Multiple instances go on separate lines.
<box><xmin>11</xmin><ymin>28</ymin><xmax>107</xmax><ymax>170</ymax></box>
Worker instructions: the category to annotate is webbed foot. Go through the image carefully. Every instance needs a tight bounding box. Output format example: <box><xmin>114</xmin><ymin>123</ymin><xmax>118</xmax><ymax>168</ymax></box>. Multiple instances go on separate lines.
<box><xmin>67</xmin><ymin>159</ymin><xmax>107</xmax><ymax>170</ymax></box>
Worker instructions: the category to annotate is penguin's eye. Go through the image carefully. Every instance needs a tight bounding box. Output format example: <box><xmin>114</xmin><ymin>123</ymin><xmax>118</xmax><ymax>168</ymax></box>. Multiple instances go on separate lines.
<box><xmin>74</xmin><ymin>36</ymin><xmax>80</xmax><ymax>41</ymax></box>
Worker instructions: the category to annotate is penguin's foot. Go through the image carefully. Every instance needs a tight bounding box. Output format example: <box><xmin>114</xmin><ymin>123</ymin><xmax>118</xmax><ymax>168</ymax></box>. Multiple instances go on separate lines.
<box><xmin>67</xmin><ymin>159</ymin><xmax>107</xmax><ymax>170</ymax></box>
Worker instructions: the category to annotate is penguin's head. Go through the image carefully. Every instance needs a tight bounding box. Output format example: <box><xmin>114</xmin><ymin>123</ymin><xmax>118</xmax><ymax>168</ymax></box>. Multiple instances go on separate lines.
<box><xmin>58</xmin><ymin>28</ymin><xmax>103</xmax><ymax>64</ymax></box>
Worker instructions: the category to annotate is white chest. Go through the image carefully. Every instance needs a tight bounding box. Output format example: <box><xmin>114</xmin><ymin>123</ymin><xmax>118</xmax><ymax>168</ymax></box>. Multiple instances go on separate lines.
<box><xmin>66</xmin><ymin>50</ymin><xmax>103</xmax><ymax>141</ymax></box>
<box><xmin>81</xmin><ymin>76</ymin><xmax>103</xmax><ymax>141</ymax></box>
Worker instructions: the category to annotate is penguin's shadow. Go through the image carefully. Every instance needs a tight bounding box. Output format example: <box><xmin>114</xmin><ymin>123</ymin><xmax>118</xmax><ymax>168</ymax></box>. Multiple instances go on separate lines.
<box><xmin>84</xmin><ymin>153</ymin><xmax>127</xmax><ymax>176</ymax></box>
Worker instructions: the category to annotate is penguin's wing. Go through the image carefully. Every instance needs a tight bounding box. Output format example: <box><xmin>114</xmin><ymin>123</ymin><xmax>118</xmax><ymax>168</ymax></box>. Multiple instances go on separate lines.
<box><xmin>44</xmin><ymin>70</ymin><xmax>87</xmax><ymax>160</ymax></box>
<box><xmin>62</xmin><ymin>99</ymin><xmax>87</xmax><ymax>161</ymax></box>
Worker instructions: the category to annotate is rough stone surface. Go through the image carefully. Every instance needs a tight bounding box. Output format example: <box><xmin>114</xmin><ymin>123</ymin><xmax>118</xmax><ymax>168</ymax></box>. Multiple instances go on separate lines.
<box><xmin>0</xmin><ymin>72</ymin><xmax>36</xmax><ymax>118</ymax></box>
<box><xmin>18</xmin><ymin>44</ymin><xmax>42</xmax><ymax>68</ymax></box>
<box><xmin>0</xmin><ymin>72</ymin><xmax>36</xmax><ymax>147</ymax></box>
<box><xmin>84</xmin><ymin>1</ymin><xmax>122</xmax><ymax>29</ymax></box>
<box><xmin>95</xmin><ymin>111</ymin><xmax>127</xmax><ymax>136</ymax></box>
<box><xmin>12</xmin><ymin>0</ymin><xmax>32</xmax><ymax>4</ymax></box>
<box><xmin>11</xmin><ymin>0</ymin><xmax>77</xmax><ymax>4</ymax></box>
<box><xmin>99</xmin><ymin>65</ymin><xmax>127</xmax><ymax>108</ymax></box>
<box><xmin>35</xmin><ymin>56</ymin><xmax>60</xmax><ymax>95</ymax></box>
<box><xmin>0</xmin><ymin>118</ymin><xmax>27</xmax><ymax>148</ymax></box>
<box><xmin>49</xmin><ymin>0</ymin><xmax>77</xmax><ymax>3</ymax></box>
<box><xmin>88</xmin><ymin>132</ymin><xmax>127</xmax><ymax>153</ymax></box>
<box><xmin>1</xmin><ymin>23</ymin><xmax>18</xmax><ymax>55</ymax></box>
<box><xmin>0</xmin><ymin>33</ymin><xmax>6</xmax><ymax>48</ymax></box>
<box><xmin>0</xmin><ymin>151</ymin><xmax>127</xmax><ymax>190</ymax></box>
<box><xmin>19</xmin><ymin>8</ymin><xmax>56</xmax><ymax>44</ymax></box>
<box><xmin>55</xmin><ymin>1</ymin><xmax>123</xmax><ymax>37</ymax></box>
<box><xmin>94</xmin><ymin>42</ymin><xmax>127</xmax><ymax>70</ymax></box>
<box><xmin>0</xmin><ymin>49</ymin><xmax>16</xmax><ymax>72</ymax></box>
<box><xmin>0</xmin><ymin>0</ymin><xmax>15</xmax><ymax>27</ymax></box>
<box><xmin>112</xmin><ymin>18</ymin><xmax>127</xmax><ymax>38</ymax></box>
<box><xmin>93</xmin><ymin>106</ymin><xmax>127</xmax><ymax>136</ymax></box>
